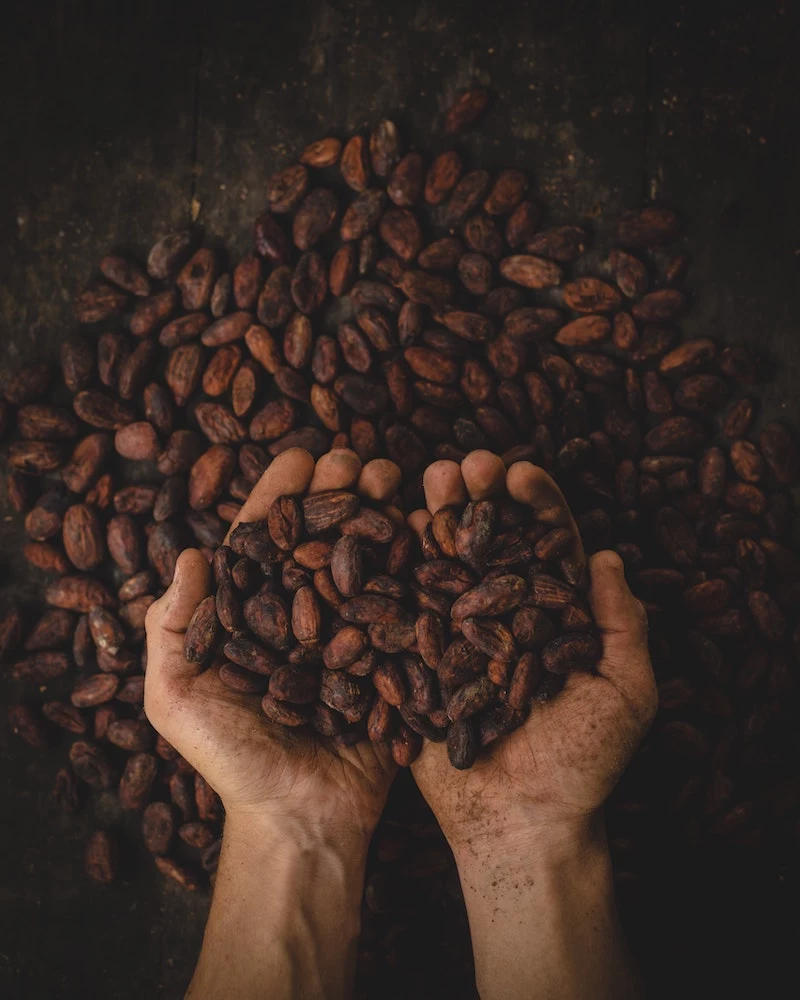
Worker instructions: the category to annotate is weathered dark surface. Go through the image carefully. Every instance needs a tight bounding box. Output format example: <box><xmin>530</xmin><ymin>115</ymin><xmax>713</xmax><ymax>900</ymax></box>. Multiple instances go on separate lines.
<box><xmin>0</xmin><ymin>1</ymin><xmax>798</xmax><ymax>997</ymax></box>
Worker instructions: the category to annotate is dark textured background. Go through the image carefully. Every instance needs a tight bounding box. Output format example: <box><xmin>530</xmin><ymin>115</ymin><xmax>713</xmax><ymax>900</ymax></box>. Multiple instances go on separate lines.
<box><xmin>0</xmin><ymin>1</ymin><xmax>798</xmax><ymax>997</ymax></box>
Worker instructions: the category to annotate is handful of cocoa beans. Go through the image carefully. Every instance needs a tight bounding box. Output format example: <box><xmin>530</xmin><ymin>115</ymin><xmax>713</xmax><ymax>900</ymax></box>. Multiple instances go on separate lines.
<box><xmin>183</xmin><ymin>487</ymin><xmax>443</xmax><ymax>765</ymax></box>
<box><xmin>412</xmin><ymin>494</ymin><xmax>600</xmax><ymax>769</ymax></box>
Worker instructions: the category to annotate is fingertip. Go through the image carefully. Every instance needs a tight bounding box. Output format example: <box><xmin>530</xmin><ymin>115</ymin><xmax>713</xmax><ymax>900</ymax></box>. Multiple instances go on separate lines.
<box><xmin>156</xmin><ymin>547</ymin><xmax>212</xmax><ymax>633</ymax></box>
<box><xmin>461</xmin><ymin>450</ymin><xmax>506</xmax><ymax>500</ymax></box>
<box><xmin>589</xmin><ymin>549</ymin><xmax>647</xmax><ymax>646</ymax></box>
<box><xmin>589</xmin><ymin>550</ymin><xmax>631</xmax><ymax>605</ymax></box>
<box><xmin>506</xmin><ymin>462</ymin><xmax>574</xmax><ymax>526</ymax></box>
<box><xmin>506</xmin><ymin>461</ymin><xmax>547</xmax><ymax>502</ymax></box>
<box><xmin>176</xmin><ymin>545</ymin><xmax>212</xmax><ymax>573</ymax></box>
<box><xmin>225</xmin><ymin>448</ymin><xmax>315</xmax><ymax>540</ymax></box>
<box><xmin>408</xmin><ymin>509</ymin><xmax>432</xmax><ymax>538</ymax></box>
<box><xmin>423</xmin><ymin>460</ymin><xmax>466</xmax><ymax>513</ymax></box>
<box><xmin>358</xmin><ymin>459</ymin><xmax>402</xmax><ymax>502</ymax></box>
<box><xmin>310</xmin><ymin>448</ymin><xmax>363</xmax><ymax>493</ymax></box>
<box><xmin>278</xmin><ymin>446</ymin><xmax>315</xmax><ymax>466</ymax></box>
<box><xmin>144</xmin><ymin>550</ymin><xmax>211</xmax><ymax>708</ymax></box>
<box><xmin>590</xmin><ymin>549</ymin><xmax>625</xmax><ymax>578</ymax></box>
<box><xmin>265</xmin><ymin>447</ymin><xmax>317</xmax><ymax>492</ymax></box>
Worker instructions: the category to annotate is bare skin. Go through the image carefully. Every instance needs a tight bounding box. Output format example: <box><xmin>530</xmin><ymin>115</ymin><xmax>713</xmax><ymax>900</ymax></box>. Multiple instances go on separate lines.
<box><xmin>145</xmin><ymin>448</ymin><xmax>402</xmax><ymax>1000</ymax></box>
<box><xmin>409</xmin><ymin>451</ymin><xmax>658</xmax><ymax>1000</ymax></box>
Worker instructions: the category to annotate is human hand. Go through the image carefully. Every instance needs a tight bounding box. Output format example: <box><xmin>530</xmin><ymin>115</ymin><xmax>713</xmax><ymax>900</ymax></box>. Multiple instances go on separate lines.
<box><xmin>144</xmin><ymin>447</ymin><xmax>401</xmax><ymax>846</ymax></box>
<box><xmin>409</xmin><ymin>450</ymin><xmax>658</xmax><ymax>860</ymax></box>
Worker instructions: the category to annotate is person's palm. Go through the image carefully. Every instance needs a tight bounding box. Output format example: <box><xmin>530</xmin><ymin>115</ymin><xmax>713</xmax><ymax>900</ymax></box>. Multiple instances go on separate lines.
<box><xmin>145</xmin><ymin>448</ymin><xmax>400</xmax><ymax>836</ymax></box>
<box><xmin>409</xmin><ymin>452</ymin><xmax>657</xmax><ymax>852</ymax></box>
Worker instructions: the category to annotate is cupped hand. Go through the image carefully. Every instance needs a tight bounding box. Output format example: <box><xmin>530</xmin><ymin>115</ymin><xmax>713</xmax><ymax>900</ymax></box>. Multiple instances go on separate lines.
<box><xmin>144</xmin><ymin>447</ymin><xmax>401</xmax><ymax>841</ymax></box>
<box><xmin>409</xmin><ymin>450</ymin><xmax>658</xmax><ymax>856</ymax></box>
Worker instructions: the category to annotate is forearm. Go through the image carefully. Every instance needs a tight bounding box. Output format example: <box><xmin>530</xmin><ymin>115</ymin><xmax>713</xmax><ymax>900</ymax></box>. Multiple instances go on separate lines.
<box><xmin>187</xmin><ymin>811</ymin><xmax>368</xmax><ymax>1000</ymax></box>
<box><xmin>454</xmin><ymin>814</ymin><xmax>643</xmax><ymax>1000</ymax></box>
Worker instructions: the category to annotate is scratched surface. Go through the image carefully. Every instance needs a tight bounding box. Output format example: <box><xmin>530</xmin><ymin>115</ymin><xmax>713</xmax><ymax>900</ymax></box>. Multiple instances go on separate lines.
<box><xmin>0</xmin><ymin>1</ymin><xmax>798</xmax><ymax>997</ymax></box>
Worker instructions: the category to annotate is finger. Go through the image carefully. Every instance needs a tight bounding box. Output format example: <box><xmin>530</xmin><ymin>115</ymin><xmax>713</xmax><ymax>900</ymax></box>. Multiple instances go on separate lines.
<box><xmin>339</xmin><ymin>736</ymin><xmax>398</xmax><ymax>783</ymax></box>
<box><xmin>309</xmin><ymin>449</ymin><xmax>362</xmax><ymax>493</ymax></box>
<box><xmin>145</xmin><ymin>548</ymin><xmax>211</xmax><ymax>681</ymax></box>
<box><xmin>225</xmin><ymin>448</ymin><xmax>316</xmax><ymax>539</ymax></box>
<box><xmin>506</xmin><ymin>461</ymin><xmax>585</xmax><ymax>567</ymax></box>
<box><xmin>461</xmin><ymin>450</ymin><xmax>506</xmax><ymax>500</ymax></box>
<box><xmin>423</xmin><ymin>460</ymin><xmax>467</xmax><ymax>514</ymax></box>
<box><xmin>589</xmin><ymin>551</ymin><xmax>655</xmax><ymax>711</ymax></box>
<box><xmin>384</xmin><ymin>504</ymin><xmax>405</xmax><ymax>529</ymax></box>
<box><xmin>410</xmin><ymin>738</ymin><xmax>449</xmax><ymax>783</ymax></box>
<box><xmin>358</xmin><ymin>459</ymin><xmax>401</xmax><ymax>503</ymax></box>
<box><xmin>408</xmin><ymin>509</ymin><xmax>432</xmax><ymax>539</ymax></box>
<box><xmin>506</xmin><ymin>462</ymin><xmax>574</xmax><ymax>526</ymax></box>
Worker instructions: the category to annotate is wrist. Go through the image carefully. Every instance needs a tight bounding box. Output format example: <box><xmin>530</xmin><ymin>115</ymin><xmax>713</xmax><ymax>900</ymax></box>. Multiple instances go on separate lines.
<box><xmin>191</xmin><ymin>805</ymin><xmax>369</xmax><ymax>1000</ymax></box>
<box><xmin>222</xmin><ymin>807</ymin><xmax>372</xmax><ymax>876</ymax></box>
<box><xmin>450</xmin><ymin>811</ymin><xmax>639</xmax><ymax>1000</ymax></box>
<box><xmin>451</xmin><ymin>807</ymin><xmax>608</xmax><ymax>885</ymax></box>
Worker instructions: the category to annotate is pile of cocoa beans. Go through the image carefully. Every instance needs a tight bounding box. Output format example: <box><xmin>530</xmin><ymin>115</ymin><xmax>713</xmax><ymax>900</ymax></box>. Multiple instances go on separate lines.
<box><xmin>1</xmin><ymin>90</ymin><xmax>799</xmax><ymax>994</ymax></box>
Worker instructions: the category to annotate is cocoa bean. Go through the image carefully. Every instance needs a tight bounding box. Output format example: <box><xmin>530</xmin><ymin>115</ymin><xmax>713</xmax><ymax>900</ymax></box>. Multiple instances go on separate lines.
<box><xmin>183</xmin><ymin>597</ymin><xmax>221</xmax><ymax>664</ymax></box>
<box><xmin>267</xmin><ymin>164</ymin><xmax>309</xmax><ymax>213</ymax></box>
<box><xmin>541</xmin><ymin>633</ymin><xmax>601</xmax><ymax>673</ymax></box>
<box><xmin>8</xmin><ymin>441</ymin><xmax>64</xmax><ymax>474</ymax></box>
<box><xmin>106</xmin><ymin>720</ymin><xmax>153</xmax><ymax>752</ymax></box>
<box><xmin>340</xmin><ymin>595</ymin><xmax>411</xmax><ymax>625</ymax></box>
<box><xmin>447</xmin><ymin>718</ymin><xmax>477</xmax><ymax>769</ymax></box>
<box><xmin>424</xmin><ymin>151</ymin><xmax>462</xmax><ymax>205</ymax></box>
<box><xmin>4</xmin><ymin>362</ymin><xmax>55</xmax><ymax>405</ymax></box>
<box><xmin>147</xmin><ymin>230</ymin><xmax>194</xmax><ymax>280</ymax></box>
<box><xmin>759</xmin><ymin>422</ymin><xmax>799</xmax><ymax>484</ymax></box>
<box><xmin>507</xmin><ymin>652</ymin><xmax>541</xmax><ymax>709</ymax></box>
<box><xmin>177</xmin><ymin>249</ymin><xmax>216</xmax><ymax>311</ymax></box>
<box><xmin>563</xmin><ymin>277</ymin><xmax>622</xmax><ymax>313</ymax></box>
<box><xmin>159</xmin><ymin>312</ymin><xmax>209</xmax><ymax>348</ymax></box>
<box><xmin>443</xmin><ymin>89</ymin><xmax>490</xmax><ymax>134</ymax></box>
<box><xmin>210</xmin><ymin>273</ymin><xmax>232</xmax><ymax>317</ymax></box>
<box><xmin>617</xmin><ymin>206</ymin><xmax>680</xmax><ymax>247</ymax></box>
<box><xmin>85</xmin><ymin>830</ymin><xmax>118</xmax><ymax>883</ymax></box>
<box><xmin>302</xmin><ymin>490</ymin><xmax>360</xmax><ymax>533</ymax></box>
<box><xmin>446</xmin><ymin>676</ymin><xmax>495</xmax><ymax>721</ymax></box>
<box><xmin>527</xmin><ymin>225</ymin><xmax>588</xmax><ymax>262</ymax></box>
<box><xmin>293</xmin><ymin>189</ymin><xmax>338</xmax><ymax>251</ymax></box>
<box><xmin>74</xmin><ymin>284</ymin><xmax>128</xmax><ymax>324</ymax></box>
<box><xmin>461</xmin><ymin>618</ymin><xmax>517</xmax><ymax>662</ymax></box>
<box><xmin>415</xmin><ymin>612</ymin><xmax>445</xmax><ymax>670</ymax></box>
<box><xmin>71</xmin><ymin>674</ymin><xmax>119</xmax><ymax>708</ymax></box>
<box><xmin>119</xmin><ymin>753</ymin><xmax>158</xmax><ymax>811</ymax></box>
<box><xmin>499</xmin><ymin>255</ymin><xmax>562</xmax><ymax>289</ymax></box>
<box><xmin>154</xmin><ymin>856</ymin><xmax>200</xmax><ymax>891</ymax></box>
<box><xmin>300</xmin><ymin>137</ymin><xmax>341</xmax><ymax>167</ymax></box>
<box><xmin>142</xmin><ymin>802</ymin><xmax>176</xmax><ymax>855</ymax></box>
<box><xmin>24</xmin><ymin>609</ymin><xmax>74</xmax><ymax>651</ymax></box>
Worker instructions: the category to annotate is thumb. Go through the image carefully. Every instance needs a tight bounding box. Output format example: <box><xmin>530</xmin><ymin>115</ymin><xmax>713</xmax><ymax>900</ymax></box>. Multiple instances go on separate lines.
<box><xmin>589</xmin><ymin>550</ymin><xmax>656</xmax><ymax>719</ymax></box>
<box><xmin>145</xmin><ymin>548</ymin><xmax>212</xmax><ymax>681</ymax></box>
